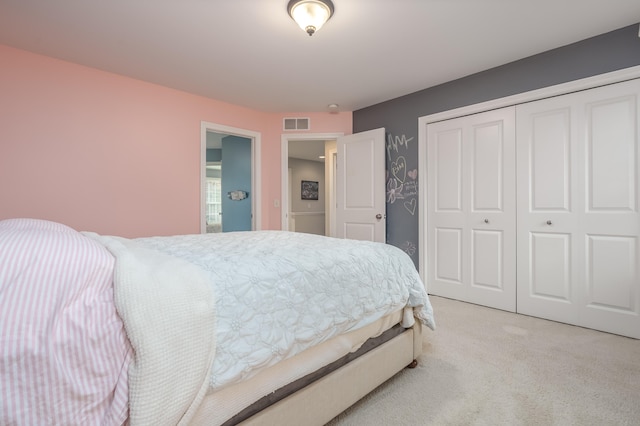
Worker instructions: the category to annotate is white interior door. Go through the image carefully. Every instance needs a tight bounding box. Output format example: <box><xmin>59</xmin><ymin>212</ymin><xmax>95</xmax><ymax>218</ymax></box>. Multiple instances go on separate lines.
<box><xmin>517</xmin><ymin>79</ymin><xmax>640</xmax><ymax>338</ymax></box>
<box><xmin>336</xmin><ymin>128</ymin><xmax>386</xmax><ymax>242</ymax></box>
<box><xmin>426</xmin><ymin>107</ymin><xmax>517</xmax><ymax>311</ymax></box>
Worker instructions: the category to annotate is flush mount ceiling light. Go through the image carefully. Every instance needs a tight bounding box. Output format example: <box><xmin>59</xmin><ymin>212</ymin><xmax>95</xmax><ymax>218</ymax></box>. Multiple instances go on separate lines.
<box><xmin>288</xmin><ymin>0</ymin><xmax>334</xmax><ymax>36</ymax></box>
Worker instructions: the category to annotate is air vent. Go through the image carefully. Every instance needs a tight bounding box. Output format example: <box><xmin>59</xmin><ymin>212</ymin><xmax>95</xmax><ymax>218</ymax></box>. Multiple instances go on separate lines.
<box><xmin>283</xmin><ymin>117</ymin><xmax>310</xmax><ymax>131</ymax></box>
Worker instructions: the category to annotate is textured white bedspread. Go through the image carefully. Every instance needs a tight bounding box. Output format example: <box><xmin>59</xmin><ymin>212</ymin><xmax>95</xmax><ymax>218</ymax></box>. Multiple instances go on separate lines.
<box><xmin>134</xmin><ymin>231</ymin><xmax>435</xmax><ymax>392</ymax></box>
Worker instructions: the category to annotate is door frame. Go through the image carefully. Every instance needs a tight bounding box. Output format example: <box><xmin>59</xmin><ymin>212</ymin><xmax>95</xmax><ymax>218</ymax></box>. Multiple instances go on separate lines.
<box><xmin>418</xmin><ymin>64</ymin><xmax>640</xmax><ymax>284</ymax></box>
<box><xmin>281</xmin><ymin>132</ymin><xmax>343</xmax><ymax>232</ymax></box>
<box><xmin>201</xmin><ymin>121</ymin><xmax>262</xmax><ymax>233</ymax></box>
<box><xmin>327</xmin><ymin>147</ymin><xmax>338</xmax><ymax>237</ymax></box>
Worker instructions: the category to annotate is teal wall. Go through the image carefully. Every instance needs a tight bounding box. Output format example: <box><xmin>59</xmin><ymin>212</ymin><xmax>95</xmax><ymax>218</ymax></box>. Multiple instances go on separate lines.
<box><xmin>221</xmin><ymin>136</ymin><xmax>252</xmax><ymax>232</ymax></box>
<box><xmin>206</xmin><ymin>148</ymin><xmax>222</xmax><ymax>163</ymax></box>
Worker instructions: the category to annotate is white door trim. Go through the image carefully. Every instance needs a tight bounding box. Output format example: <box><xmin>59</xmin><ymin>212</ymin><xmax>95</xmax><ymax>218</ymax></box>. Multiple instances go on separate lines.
<box><xmin>201</xmin><ymin>121</ymin><xmax>262</xmax><ymax>233</ymax></box>
<box><xmin>418</xmin><ymin>64</ymin><xmax>640</xmax><ymax>283</ymax></box>
<box><xmin>327</xmin><ymin>147</ymin><xmax>338</xmax><ymax>237</ymax></box>
<box><xmin>280</xmin><ymin>132</ymin><xmax>344</xmax><ymax>231</ymax></box>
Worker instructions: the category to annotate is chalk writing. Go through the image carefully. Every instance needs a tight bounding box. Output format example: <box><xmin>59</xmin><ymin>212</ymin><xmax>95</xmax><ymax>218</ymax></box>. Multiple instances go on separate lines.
<box><xmin>385</xmin><ymin>132</ymin><xmax>419</xmax><ymax>266</ymax></box>
<box><xmin>387</xmin><ymin>132</ymin><xmax>418</xmax><ymax>216</ymax></box>
<box><xmin>403</xmin><ymin>168</ymin><xmax>417</xmax><ymax>198</ymax></box>
<box><xmin>391</xmin><ymin>156</ymin><xmax>407</xmax><ymax>183</ymax></box>
<box><xmin>403</xmin><ymin>180</ymin><xmax>417</xmax><ymax>198</ymax></box>
<box><xmin>386</xmin><ymin>134</ymin><xmax>414</xmax><ymax>160</ymax></box>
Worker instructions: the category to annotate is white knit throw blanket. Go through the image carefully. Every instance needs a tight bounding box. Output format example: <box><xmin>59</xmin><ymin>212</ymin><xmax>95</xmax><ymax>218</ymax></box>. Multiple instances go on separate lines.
<box><xmin>83</xmin><ymin>233</ymin><xmax>217</xmax><ymax>426</ymax></box>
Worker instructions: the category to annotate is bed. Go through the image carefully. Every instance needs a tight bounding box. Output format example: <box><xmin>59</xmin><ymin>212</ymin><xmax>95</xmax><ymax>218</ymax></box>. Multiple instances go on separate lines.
<box><xmin>0</xmin><ymin>218</ymin><xmax>435</xmax><ymax>425</ymax></box>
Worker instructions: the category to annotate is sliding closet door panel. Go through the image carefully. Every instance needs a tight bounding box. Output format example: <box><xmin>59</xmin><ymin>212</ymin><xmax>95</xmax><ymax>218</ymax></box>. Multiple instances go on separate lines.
<box><xmin>468</xmin><ymin>115</ymin><xmax>516</xmax><ymax>306</ymax></box>
<box><xmin>429</xmin><ymin>125</ymin><xmax>467</xmax><ymax>297</ymax></box>
<box><xmin>427</xmin><ymin>107</ymin><xmax>516</xmax><ymax>311</ymax></box>
<box><xmin>517</xmin><ymin>98</ymin><xmax>580</xmax><ymax>323</ymax></box>
<box><xmin>433</xmin><ymin>127</ymin><xmax>464</xmax><ymax>284</ymax></box>
<box><xmin>518</xmin><ymin>78</ymin><xmax>640</xmax><ymax>338</ymax></box>
<box><xmin>580</xmin><ymin>80</ymin><xmax>640</xmax><ymax>338</ymax></box>
<box><xmin>516</xmin><ymin>96</ymin><xmax>582</xmax><ymax>324</ymax></box>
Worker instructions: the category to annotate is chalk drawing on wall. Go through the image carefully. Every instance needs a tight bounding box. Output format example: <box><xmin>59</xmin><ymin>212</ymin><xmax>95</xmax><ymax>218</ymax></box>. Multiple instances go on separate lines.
<box><xmin>403</xmin><ymin>197</ymin><xmax>417</xmax><ymax>215</ymax></box>
<box><xmin>391</xmin><ymin>156</ymin><xmax>406</xmax><ymax>182</ymax></box>
<box><xmin>386</xmin><ymin>133</ymin><xmax>413</xmax><ymax>160</ymax></box>
<box><xmin>386</xmin><ymin>132</ymin><xmax>419</xmax><ymax>263</ymax></box>
<box><xmin>386</xmin><ymin>133</ymin><xmax>417</xmax><ymax>216</ymax></box>
<box><xmin>400</xmin><ymin>240</ymin><xmax>417</xmax><ymax>256</ymax></box>
<box><xmin>402</xmin><ymin>168</ymin><xmax>417</xmax><ymax>216</ymax></box>
<box><xmin>386</xmin><ymin>171</ymin><xmax>404</xmax><ymax>203</ymax></box>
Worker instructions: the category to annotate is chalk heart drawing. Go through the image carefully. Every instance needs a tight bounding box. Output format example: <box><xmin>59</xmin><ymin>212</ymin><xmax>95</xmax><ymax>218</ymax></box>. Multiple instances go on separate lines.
<box><xmin>404</xmin><ymin>198</ymin><xmax>417</xmax><ymax>215</ymax></box>
<box><xmin>408</xmin><ymin>169</ymin><xmax>417</xmax><ymax>180</ymax></box>
<box><xmin>391</xmin><ymin>156</ymin><xmax>406</xmax><ymax>183</ymax></box>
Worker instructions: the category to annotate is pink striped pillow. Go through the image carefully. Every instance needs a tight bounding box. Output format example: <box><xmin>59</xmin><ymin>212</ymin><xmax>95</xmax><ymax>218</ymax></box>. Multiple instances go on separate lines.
<box><xmin>0</xmin><ymin>218</ymin><xmax>132</xmax><ymax>425</ymax></box>
<box><xmin>0</xmin><ymin>217</ymin><xmax>77</xmax><ymax>233</ymax></box>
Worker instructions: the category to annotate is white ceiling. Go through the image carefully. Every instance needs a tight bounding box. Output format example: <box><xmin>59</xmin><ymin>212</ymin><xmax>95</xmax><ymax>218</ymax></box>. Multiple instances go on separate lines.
<box><xmin>1</xmin><ymin>1</ymin><xmax>639</xmax><ymax>113</ymax></box>
<box><xmin>288</xmin><ymin>139</ymin><xmax>327</xmax><ymax>162</ymax></box>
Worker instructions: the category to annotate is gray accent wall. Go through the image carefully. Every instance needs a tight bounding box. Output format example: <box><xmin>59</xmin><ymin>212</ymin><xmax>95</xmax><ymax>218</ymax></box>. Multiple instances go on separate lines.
<box><xmin>353</xmin><ymin>24</ymin><xmax>640</xmax><ymax>269</ymax></box>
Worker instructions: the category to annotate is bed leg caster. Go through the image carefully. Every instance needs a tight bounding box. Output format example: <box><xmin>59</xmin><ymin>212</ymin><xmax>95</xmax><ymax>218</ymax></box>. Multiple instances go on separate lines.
<box><xmin>407</xmin><ymin>359</ymin><xmax>418</xmax><ymax>369</ymax></box>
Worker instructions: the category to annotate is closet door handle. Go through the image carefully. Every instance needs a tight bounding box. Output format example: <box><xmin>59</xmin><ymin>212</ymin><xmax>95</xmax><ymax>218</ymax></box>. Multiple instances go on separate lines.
<box><xmin>546</xmin><ymin>220</ymin><xmax>552</xmax><ymax>225</ymax></box>
<box><xmin>484</xmin><ymin>219</ymin><xmax>489</xmax><ymax>224</ymax></box>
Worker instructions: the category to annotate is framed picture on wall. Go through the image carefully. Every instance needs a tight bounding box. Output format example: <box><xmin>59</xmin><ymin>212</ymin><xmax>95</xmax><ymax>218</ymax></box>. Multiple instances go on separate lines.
<box><xmin>301</xmin><ymin>180</ymin><xmax>319</xmax><ymax>200</ymax></box>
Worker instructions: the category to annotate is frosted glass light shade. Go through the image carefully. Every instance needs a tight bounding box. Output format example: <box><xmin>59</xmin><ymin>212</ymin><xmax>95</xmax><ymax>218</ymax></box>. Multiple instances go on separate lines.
<box><xmin>288</xmin><ymin>0</ymin><xmax>334</xmax><ymax>36</ymax></box>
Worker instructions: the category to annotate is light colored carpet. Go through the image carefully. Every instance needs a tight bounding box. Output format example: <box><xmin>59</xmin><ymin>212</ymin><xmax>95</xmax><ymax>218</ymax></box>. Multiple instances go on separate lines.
<box><xmin>327</xmin><ymin>296</ymin><xmax>640</xmax><ymax>426</ymax></box>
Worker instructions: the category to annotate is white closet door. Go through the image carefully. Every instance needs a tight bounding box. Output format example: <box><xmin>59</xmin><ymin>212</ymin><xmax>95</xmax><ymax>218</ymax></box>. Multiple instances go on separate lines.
<box><xmin>427</xmin><ymin>107</ymin><xmax>516</xmax><ymax>311</ymax></box>
<box><xmin>516</xmin><ymin>95</ymin><xmax>581</xmax><ymax>323</ymax></box>
<box><xmin>517</xmin><ymin>79</ymin><xmax>640</xmax><ymax>338</ymax></box>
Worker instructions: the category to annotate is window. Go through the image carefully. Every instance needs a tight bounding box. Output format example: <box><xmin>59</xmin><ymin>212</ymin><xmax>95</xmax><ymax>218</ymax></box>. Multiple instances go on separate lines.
<box><xmin>205</xmin><ymin>163</ymin><xmax>222</xmax><ymax>232</ymax></box>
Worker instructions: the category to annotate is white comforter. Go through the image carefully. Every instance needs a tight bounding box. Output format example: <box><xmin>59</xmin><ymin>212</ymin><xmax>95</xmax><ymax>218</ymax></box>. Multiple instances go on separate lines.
<box><xmin>133</xmin><ymin>231</ymin><xmax>435</xmax><ymax>392</ymax></box>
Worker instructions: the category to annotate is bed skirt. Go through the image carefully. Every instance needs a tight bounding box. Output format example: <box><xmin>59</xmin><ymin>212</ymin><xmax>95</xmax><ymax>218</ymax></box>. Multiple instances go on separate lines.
<box><xmin>191</xmin><ymin>319</ymin><xmax>423</xmax><ymax>425</ymax></box>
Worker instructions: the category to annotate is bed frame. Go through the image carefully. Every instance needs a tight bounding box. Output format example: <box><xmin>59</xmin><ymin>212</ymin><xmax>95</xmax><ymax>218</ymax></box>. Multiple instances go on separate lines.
<box><xmin>239</xmin><ymin>321</ymin><xmax>423</xmax><ymax>425</ymax></box>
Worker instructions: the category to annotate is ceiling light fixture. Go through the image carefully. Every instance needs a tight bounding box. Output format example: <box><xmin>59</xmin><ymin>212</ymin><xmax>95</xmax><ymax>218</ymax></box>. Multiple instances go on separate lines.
<box><xmin>288</xmin><ymin>0</ymin><xmax>334</xmax><ymax>36</ymax></box>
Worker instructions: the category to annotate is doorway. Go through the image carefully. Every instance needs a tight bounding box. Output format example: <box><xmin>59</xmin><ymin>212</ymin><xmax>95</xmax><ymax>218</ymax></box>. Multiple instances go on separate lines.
<box><xmin>201</xmin><ymin>122</ymin><xmax>261</xmax><ymax>234</ymax></box>
<box><xmin>281</xmin><ymin>133</ymin><xmax>342</xmax><ymax>237</ymax></box>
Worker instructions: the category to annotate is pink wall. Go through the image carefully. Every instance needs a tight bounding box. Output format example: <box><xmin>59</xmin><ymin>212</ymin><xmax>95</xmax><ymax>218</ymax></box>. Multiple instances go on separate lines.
<box><xmin>0</xmin><ymin>45</ymin><xmax>352</xmax><ymax>237</ymax></box>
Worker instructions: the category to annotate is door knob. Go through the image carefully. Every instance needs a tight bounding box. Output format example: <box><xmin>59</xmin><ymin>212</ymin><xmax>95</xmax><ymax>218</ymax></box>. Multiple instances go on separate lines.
<box><xmin>484</xmin><ymin>219</ymin><xmax>489</xmax><ymax>224</ymax></box>
<box><xmin>546</xmin><ymin>220</ymin><xmax>552</xmax><ymax>225</ymax></box>
<box><xmin>376</xmin><ymin>214</ymin><xmax>383</xmax><ymax>220</ymax></box>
